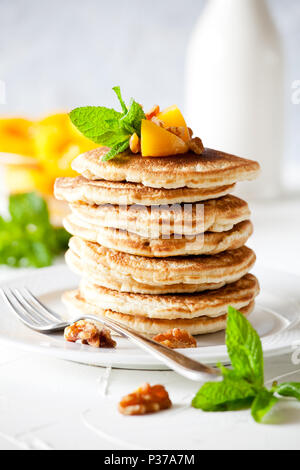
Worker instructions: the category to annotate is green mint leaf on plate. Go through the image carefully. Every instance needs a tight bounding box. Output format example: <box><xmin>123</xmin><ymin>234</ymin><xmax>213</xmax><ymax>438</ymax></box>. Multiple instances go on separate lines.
<box><xmin>192</xmin><ymin>306</ymin><xmax>300</xmax><ymax>423</ymax></box>
<box><xmin>101</xmin><ymin>139</ymin><xmax>130</xmax><ymax>162</ymax></box>
<box><xmin>273</xmin><ymin>382</ymin><xmax>300</xmax><ymax>401</ymax></box>
<box><xmin>226</xmin><ymin>306</ymin><xmax>264</xmax><ymax>386</ymax></box>
<box><xmin>113</xmin><ymin>86</ymin><xmax>128</xmax><ymax>114</ymax></box>
<box><xmin>70</xmin><ymin>87</ymin><xmax>145</xmax><ymax>160</ymax></box>
<box><xmin>192</xmin><ymin>377</ymin><xmax>256</xmax><ymax>412</ymax></box>
<box><xmin>120</xmin><ymin>98</ymin><xmax>145</xmax><ymax>136</ymax></box>
<box><xmin>217</xmin><ymin>363</ymin><xmax>242</xmax><ymax>380</ymax></box>
<box><xmin>251</xmin><ymin>389</ymin><xmax>278</xmax><ymax>423</ymax></box>
<box><xmin>69</xmin><ymin>106</ymin><xmax>122</xmax><ymax>143</ymax></box>
<box><xmin>0</xmin><ymin>192</ymin><xmax>69</xmax><ymax>268</ymax></box>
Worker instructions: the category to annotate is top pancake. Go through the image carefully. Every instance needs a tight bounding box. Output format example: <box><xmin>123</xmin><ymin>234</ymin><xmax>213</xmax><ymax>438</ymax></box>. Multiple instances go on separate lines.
<box><xmin>71</xmin><ymin>147</ymin><xmax>260</xmax><ymax>189</ymax></box>
<box><xmin>54</xmin><ymin>176</ymin><xmax>235</xmax><ymax>206</ymax></box>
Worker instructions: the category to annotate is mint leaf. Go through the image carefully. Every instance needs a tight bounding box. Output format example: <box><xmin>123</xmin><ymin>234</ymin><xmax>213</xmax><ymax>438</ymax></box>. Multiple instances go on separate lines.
<box><xmin>101</xmin><ymin>139</ymin><xmax>130</xmax><ymax>162</ymax></box>
<box><xmin>120</xmin><ymin>99</ymin><xmax>145</xmax><ymax>136</ymax></box>
<box><xmin>113</xmin><ymin>86</ymin><xmax>128</xmax><ymax>114</ymax></box>
<box><xmin>48</xmin><ymin>227</ymin><xmax>71</xmax><ymax>255</ymax></box>
<box><xmin>94</xmin><ymin>129</ymin><xmax>131</xmax><ymax>148</ymax></box>
<box><xmin>9</xmin><ymin>192</ymin><xmax>49</xmax><ymax>226</ymax></box>
<box><xmin>0</xmin><ymin>193</ymin><xmax>70</xmax><ymax>268</ymax></box>
<box><xmin>69</xmin><ymin>106</ymin><xmax>122</xmax><ymax>143</ymax></box>
<box><xmin>29</xmin><ymin>242</ymin><xmax>53</xmax><ymax>268</ymax></box>
<box><xmin>251</xmin><ymin>389</ymin><xmax>278</xmax><ymax>423</ymax></box>
<box><xmin>274</xmin><ymin>382</ymin><xmax>300</xmax><ymax>401</ymax></box>
<box><xmin>192</xmin><ymin>306</ymin><xmax>300</xmax><ymax>424</ymax></box>
<box><xmin>192</xmin><ymin>377</ymin><xmax>256</xmax><ymax>412</ymax></box>
<box><xmin>226</xmin><ymin>306</ymin><xmax>264</xmax><ymax>386</ymax></box>
<box><xmin>217</xmin><ymin>363</ymin><xmax>241</xmax><ymax>380</ymax></box>
<box><xmin>70</xmin><ymin>88</ymin><xmax>145</xmax><ymax>160</ymax></box>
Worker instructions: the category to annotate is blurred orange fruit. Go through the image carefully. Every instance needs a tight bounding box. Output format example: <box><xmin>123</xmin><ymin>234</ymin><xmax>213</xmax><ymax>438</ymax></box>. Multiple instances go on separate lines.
<box><xmin>33</xmin><ymin>113</ymin><xmax>98</xmax><ymax>179</ymax></box>
<box><xmin>0</xmin><ymin>118</ymin><xmax>35</xmax><ymax>156</ymax></box>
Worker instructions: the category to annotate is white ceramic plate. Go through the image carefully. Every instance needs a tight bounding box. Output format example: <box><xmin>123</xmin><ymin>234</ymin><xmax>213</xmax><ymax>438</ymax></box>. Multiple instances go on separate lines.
<box><xmin>0</xmin><ymin>264</ymin><xmax>299</xmax><ymax>369</ymax></box>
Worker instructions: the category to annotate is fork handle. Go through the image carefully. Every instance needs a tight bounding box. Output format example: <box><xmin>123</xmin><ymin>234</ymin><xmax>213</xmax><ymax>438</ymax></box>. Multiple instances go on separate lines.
<box><xmin>74</xmin><ymin>314</ymin><xmax>220</xmax><ymax>382</ymax></box>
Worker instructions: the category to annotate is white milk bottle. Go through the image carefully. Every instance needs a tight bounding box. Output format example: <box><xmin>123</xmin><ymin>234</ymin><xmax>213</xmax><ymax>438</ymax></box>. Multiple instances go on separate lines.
<box><xmin>185</xmin><ymin>0</ymin><xmax>284</xmax><ymax>199</ymax></box>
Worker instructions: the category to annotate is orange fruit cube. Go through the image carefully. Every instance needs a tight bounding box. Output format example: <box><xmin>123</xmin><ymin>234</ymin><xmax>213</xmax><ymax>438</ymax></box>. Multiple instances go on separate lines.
<box><xmin>157</xmin><ymin>105</ymin><xmax>190</xmax><ymax>142</ymax></box>
<box><xmin>141</xmin><ymin>120</ymin><xmax>188</xmax><ymax>157</ymax></box>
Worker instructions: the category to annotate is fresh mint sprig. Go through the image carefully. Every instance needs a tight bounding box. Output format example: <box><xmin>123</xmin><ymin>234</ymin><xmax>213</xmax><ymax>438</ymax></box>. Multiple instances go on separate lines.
<box><xmin>113</xmin><ymin>86</ymin><xmax>128</xmax><ymax>114</ymax></box>
<box><xmin>192</xmin><ymin>306</ymin><xmax>300</xmax><ymax>423</ymax></box>
<box><xmin>0</xmin><ymin>192</ymin><xmax>69</xmax><ymax>268</ymax></box>
<box><xmin>70</xmin><ymin>87</ymin><xmax>145</xmax><ymax>161</ymax></box>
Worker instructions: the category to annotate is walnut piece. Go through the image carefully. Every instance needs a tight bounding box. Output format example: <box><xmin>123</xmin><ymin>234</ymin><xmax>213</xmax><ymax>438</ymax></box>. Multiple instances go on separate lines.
<box><xmin>150</xmin><ymin>115</ymin><xmax>204</xmax><ymax>155</ymax></box>
<box><xmin>151</xmin><ymin>116</ymin><xmax>165</xmax><ymax>127</ymax></box>
<box><xmin>165</xmin><ymin>125</ymin><xmax>187</xmax><ymax>140</ymax></box>
<box><xmin>118</xmin><ymin>383</ymin><xmax>172</xmax><ymax>416</ymax></box>
<box><xmin>188</xmin><ymin>127</ymin><xmax>194</xmax><ymax>138</ymax></box>
<box><xmin>188</xmin><ymin>137</ymin><xmax>204</xmax><ymax>155</ymax></box>
<box><xmin>153</xmin><ymin>328</ymin><xmax>197</xmax><ymax>349</ymax></box>
<box><xmin>129</xmin><ymin>132</ymin><xmax>141</xmax><ymax>154</ymax></box>
<box><xmin>145</xmin><ymin>105</ymin><xmax>160</xmax><ymax>120</ymax></box>
<box><xmin>64</xmin><ymin>320</ymin><xmax>116</xmax><ymax>348</ymax></box>
<box><xmin>151</xmin><ymin>117</ymin><xmax>187</xmax><ymax>140</ymax></box>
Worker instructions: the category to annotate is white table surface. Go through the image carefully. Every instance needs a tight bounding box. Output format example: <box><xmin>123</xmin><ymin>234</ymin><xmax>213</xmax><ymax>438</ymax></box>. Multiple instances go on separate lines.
<box><xmin>0</xmin><ymin>198</ymin><xmax>300</xmax><ymax>450</ymax></box>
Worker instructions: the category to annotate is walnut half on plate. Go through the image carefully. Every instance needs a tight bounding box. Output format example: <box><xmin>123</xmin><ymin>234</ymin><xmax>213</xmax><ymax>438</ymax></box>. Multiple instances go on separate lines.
<box><xmin>64</xmin><ymin>320</ymin><xmax>116</xmax><ymax>349</ymax></box>
<box><xmin>153</xmin><ymin>328</ymin><xmax>197</xmax><ymax>349</ymax></box>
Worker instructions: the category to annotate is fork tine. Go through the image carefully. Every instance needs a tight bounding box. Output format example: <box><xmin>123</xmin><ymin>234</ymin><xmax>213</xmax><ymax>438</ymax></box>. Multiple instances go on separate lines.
<box><xmin>13</xmin><ymin>289</ymin><xmax>53</xmax><ymax>325</ymax></box>
<box><xmin>1</xmin><ymin>289</ymin><xmax>42</xmax><ymax>327</ymax></box>
<box><xmin>23</xmin><ymin>288</ymin><xmax>62</xmax><ymax>322</ymax></box>
<box><xmin>9</xmin><ymin>289</ymin><xmax>46</xmax><ymax>326</ymax></box>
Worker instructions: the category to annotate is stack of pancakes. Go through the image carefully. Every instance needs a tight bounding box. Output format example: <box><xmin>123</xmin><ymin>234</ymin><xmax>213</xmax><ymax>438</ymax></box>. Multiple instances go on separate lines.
<box><xmin>55</xmin><ymin>147</ymin><xmax>260</xmax><ymax>336</ymax></box>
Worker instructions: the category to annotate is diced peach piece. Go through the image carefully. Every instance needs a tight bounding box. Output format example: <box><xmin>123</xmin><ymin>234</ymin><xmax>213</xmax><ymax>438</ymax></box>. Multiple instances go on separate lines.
<box><xmin>157</xmin><ymin>105</ymin><xmax>190</xmax><ymax>142</ymax></box>
<box><xmin>141</xmin><ymin>120</ymin><xmax>188</xmax><ymax>157</ymax></box>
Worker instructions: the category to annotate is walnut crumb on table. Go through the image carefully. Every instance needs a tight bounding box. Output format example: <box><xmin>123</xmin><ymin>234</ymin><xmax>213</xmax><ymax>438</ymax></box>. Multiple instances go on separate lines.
<box><xmin>153</xmin><ymin>328</ymin><xmax>197</xmax><ymax>349</ymax></box>
<box><xmin>64</xmin><ymin>320</ymin><xmax>117</xmax><ymax>348</ymax></box>
<box><xmin>118</xmin><ymin>383</ymin><xmax>172</xmax><ymax>416</ymax></box>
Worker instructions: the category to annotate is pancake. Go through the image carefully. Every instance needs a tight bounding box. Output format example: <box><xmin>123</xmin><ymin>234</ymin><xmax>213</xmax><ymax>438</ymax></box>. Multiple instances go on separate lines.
<box><xmin>70</xmin><ymin>194</ymin><xmax>250</xmax><ymax>237</ymax></box>
<box><xmin>67</xmin><ymin>237</ymin><xmax>256</xmax><ymax>287</ymax></box>
<box><xmin>79</xmin><ymin>274</ymin><xmax>260</xmax><ymax>320</ymax></box>
<box><xmin>71</xmin><ymin>147</ymin><xmax>260</xmax><ymax>189</ymax></box>
<box><xmin>55</xmin><ymin>176</ymin><xmax>236</xmax><ymax>206</ymax></box>
<box><xmin>63</xmin><ymin>290</ymin><xmax>255</xmax><ymax>336</ymax></box>
<box><xmin>66</xmin><ymin>249</ymin><xmax>227</xmax><ymax>294</ymax></box>
<box><xmin>64</xmin><ymin>215</ymin><xmax>253</xmax><ymax>257</ymax></box>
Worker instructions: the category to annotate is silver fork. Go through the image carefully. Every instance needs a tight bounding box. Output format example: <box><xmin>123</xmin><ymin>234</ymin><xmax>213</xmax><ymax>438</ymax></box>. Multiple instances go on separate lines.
<box><xmin>1</xmin><ymin>288</ymin><xmax>221</xmax><ymax>382</ymax></box>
